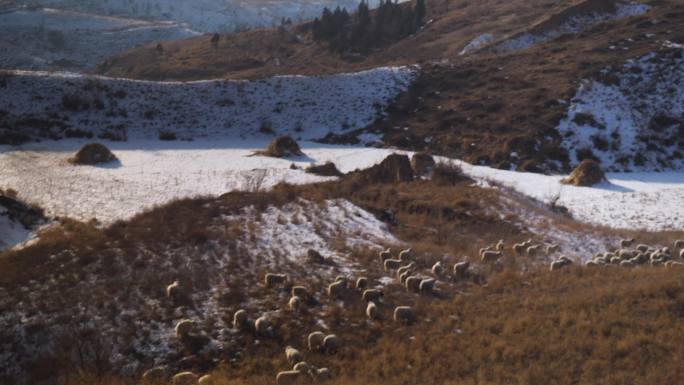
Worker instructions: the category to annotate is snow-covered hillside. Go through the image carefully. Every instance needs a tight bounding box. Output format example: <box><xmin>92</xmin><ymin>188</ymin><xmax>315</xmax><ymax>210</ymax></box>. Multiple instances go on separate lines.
<box><xmin>7</xmin><ymin>0</ymin><xmax>391</xmax><ymax>33</ymax></box>
<box><xmin>0</xmin><ymin>67</ymin><xmax>416</xmax><ymax>142</ymax></box>
<box><xmin>557</xmin><ymin>45</ymin><xmax>684</xmax><ymax>171</ymax></box>
<box><xmin>0</xmin><ymin>7</ymin><xmax>199</xmax><ymax>71</ymax></box>
<box><xmin>492</xmin><ymin>1</ymin><xmax>650</xmax><ymax>53</ymax></box>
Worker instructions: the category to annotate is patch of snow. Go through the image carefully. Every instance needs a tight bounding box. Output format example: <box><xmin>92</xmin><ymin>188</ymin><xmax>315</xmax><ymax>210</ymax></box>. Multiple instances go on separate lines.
<box><xmin>0</xmin><ymin>66</ymin><xmax>416</xmax><ymax>142</ymax></box>
<box><xmin>0</xmin><ymin>207</ymin><xmax>34</xmax><ymax>250</ymax></box>
<box><xmin>459</xmin><ymin>33</ymin><xmax>495</xmax><ymax>55</ymax></box>
<box><xmin>557</xmin><ymin>48</ymin><xmax>684</xmax><ymax>171</ymax></box>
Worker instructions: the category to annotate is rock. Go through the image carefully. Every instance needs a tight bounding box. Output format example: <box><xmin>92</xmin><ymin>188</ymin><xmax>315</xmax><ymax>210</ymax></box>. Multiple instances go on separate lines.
<box><xmin>69</xmin><ymin>143</ymin><xmax>117</xmax><ymax>165</ymax></box>
<box><xmin>306</xmin><ymin>162</ymin><xmax>343</xmax><ymax>177</ymax></box>
<box><xmin>361</xmin><ymin>154</ymin><xmax>414</xmax><ymax>183</ymax></box>
<box><xmin>561</xmin><ymin>159</ymin><xmax>606</xmax><ymax>186</ymax></box>
<box><xmin>411</xmin><ymin>152</ymin><xmax>435</xmax><ymax>175</ymax></box>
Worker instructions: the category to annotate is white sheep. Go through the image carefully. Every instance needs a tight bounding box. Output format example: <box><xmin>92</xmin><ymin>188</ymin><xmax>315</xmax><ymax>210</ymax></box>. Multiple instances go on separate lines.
<box><xmin>264</xmin><ymin>273</ymin><xmax>288</xmax><ymax>288</ymax></box>
<box><xmin>478</xmin><ymin>247</ymin><xmax>492</xmax><ymax>257</ymax></box>
<box><xmin>355</xmin><ymin>277</ymin><xmax>368</xmax><ymax>290</ymax></box>
<box><xmin>362</xmin><ymin>289</ymin><xmax>383</xmax><ymax>303</ymax></box>
<box><xmin>526</xmin><ymin>245</ymin><xmax>541</xmax><ymax>257</ymax></box>
<box><xmin>513</xmin><ymin>243</ymin><xmax>526</xmax><ymax>255</ymax></box>
<box><xmin>366</xmin><ymin>301</ymin><xmax>379</xmax><ymax>320</ymax></box>
<box><xmin>288</xmin><ymin>296</ymin><xmax>302</xmax><ymax>312</ymax></box>
<box><xmin>379</xmin><ymin>248</ymin><xmax>392</xmax><ymax>262</ymax></box>
<box><xmin>666</xmin><ymin>261</ymin><xmax>684</xmax><ymax>268</ymax></box>
<box><xmin>610</xmin><ymin>256</ymin><xmax>622</xmax><ymax>264</ymax></box>
<box><xmin>327</xmin><ymin>280</ymin><xmax>346</xmax><ymax>299</ymax></box>
<box><xmin>394</xmin><ymin>306</ymin><xmax>414</xmax><ymax>324</ymax></box>
<box><xmin>175</xmin><ymin>319</ymin><xmax>195</xmax><ymax>339</ymax></box>
<box><xmin>384</xmin><ymin>258</ymin><xmax>404</xmax><ymax>271</ymax></box>
<box><xmin>405</xmin><ymin>276</ymin><xmax>421</xmax><ymax>292</ymax></box>
<box><xmin>481</xmin><ymin>250</ymin><xmax>502</xmax><ymax>263</ymax></box>
<box><xmin>308</xmin><ymin>331</ymin><xmax>325</xmax><ymax>351</ymax></box>
<box><xmin>291</xmin><ymin>286</ymin><xmax>308</xmax><ymax>299</ymax></box>
<box><xmin>322</xmin><ymin>334</ymin><xmax>339</xmax><ymax>353</ymax></box>
<box><xmin>620</xmin><ymin>238</ymin><xmax>635</xmax><ymax>248</ymax></box>
<box><xmin>680</xmin><ymin>249</ymin><xmax>684</xmax><ymax>259</ymax></box>
<box><xmin>453</xmin><ymin>261</ymin><xmax>470</xmax><ymax>279</ymax></box>
<box><xmin>636</xmin><ymin>244</ymin><xmax>650</xmax><ymax>253</ymax></box>
<box><xmin>166</xmin><ymin>281</ymin><xmax>181</xmax><ymax>299</ymax></box>
<box><xmin>620</xmin><ymin>260</ymin><xmax>634</xmax><ymax>268</ymax></box>
<box><xmin>399</xmin><ymin>248</ymin><xmax>413</xmax><ymax>261</ymax></box>
<box><xmin>496</xmin><ymin>239</ymin><xmax>505</xmax><ymax>251</ymax></box>
<box><xmin>276</xmin><ymin>370</ymin><xmax>302</xmax><ymax>385</ymax></box>
<box><xmin>399</xmin><ymin>270</ymin><xmax>411</xmax><ymax>284</ymax></box>
<box><xmin>585</xmin><ymin>260</ymin><xmax>600</xmax><ymax>267</ymax></box>
<box><xmin>172</xmin><ymin>372</ymin><xmax>199</xmax><ymax>385</ymax></box>
<box><xmin>254</xmin><ymin>316</ymin><xmax>270</xmax><ymax>335</ymax></box>
<box><xmin>285</xmin><ymin>346</ymin><xmax>303</xmax><ymax>365</ymax></box>
<box><xmin>293</xmin><ymin>361</ymin><xmax>310</xmax><ymax>373</ymax></box>
<box><xmin>315</xmin><ymin>367</ymin><xmax>331</xmax><ymax>381</ymax></box>
<box><xmin>618</xmin><ymin>249</ymin><xmax>636</xmax><ymax>259</ymax></box>
<box><xmin>550</xmin><ymin>259</ymin><xmax>570</xmax><ymax>271</ymax></box>
<box><xmin>675</xmin><ymin>240</ymin><xmax>684</xmax><ymax>249</ymax></box>
<box><xmin>546</xmin><ymin>244</ymin><xmax>559</xmax><ymax>255</ymax></box>
<box><xmin>198</xmin><ymin>374</ymin><xmax>216</xmax><ymax>385</ymax></box>
<box><xmin>431</xmin><ymin>261</ymin><xmax>444</xmax><ymax>277</ymax></box>
<box><xmin>419</xmin><ymin>278</ymin><xmax>436</xmax><ymax>293</ymax></box>
<box><xmin>233</xmin><ymin>309</ymin><xmax>249</xmax><ymax>330</ymax></box>
<box><xmin>142</xmin><ymin>367</ymin><xmax>166</xmax><ymax>382</ymax></box>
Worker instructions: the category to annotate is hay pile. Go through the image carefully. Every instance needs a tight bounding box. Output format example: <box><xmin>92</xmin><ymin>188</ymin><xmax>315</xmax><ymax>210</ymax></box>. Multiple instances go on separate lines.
<box><xmin>258</xmin><ymin>136</ymin><xmax>303</xmax><ymax>158</ymax></box>
<box><xmin>561</xmin><ymin>159</ymin><xmax>606</xmax><ymax>186</ymax></box>
<box><xmin>68</xmin><ymin>143</ymin><xmax>117</xmax><ymax>165</ymax></box>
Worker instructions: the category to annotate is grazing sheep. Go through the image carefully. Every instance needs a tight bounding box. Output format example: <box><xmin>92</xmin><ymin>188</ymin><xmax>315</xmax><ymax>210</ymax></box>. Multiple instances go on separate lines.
<box><xmin>384</xmin><ymin>258</ymin><xmax>404</xmax><ymax>271</ymax></box>
<box><xmin>526</xmin><ymin>245</ymin><xmax>541</xmax><ymax>257</ymax></box>
<box><xmin>399</xmin><ymin>270</ymin><xmax>411</xmax><ymax>284</ymax></box>
<box><xmin>675</xmin><ymin>240</ymin><xmax>684</xmax><ymax>249</ymax></box>
<box><xmin>399</xmin><ymin>248</ymin><xmax>413</xmax><ymax>261</ymax></box>
<box><xmin>288</xmin><ymin>296</ymin><xmax>302</xmax><ymax>312</ymax></box>
<box><xmin>366</xmin><ymin>301</ymin><xmax>379</xmax><ymax>320</ymax></box>
<box><xmin>264</xmin><ymin>273</ymin><xmax>288</xmax><ymax>288</ymax></box>
<box><xmin>432</xmin><ymin>261</ymin><xmax>445</xmax><ymax>277</ymax></box>
<box><xmin>397</xmin><ymin>263</ymin><xmax>415</xmax><ymax>278</ymax></box>
<box><xmin>175</xmin><ymin>319</ymin><xmax>195</xmax><ymax>339</ymax></box>
<box><xmin>453</xmin><ymin>261</ymin><xmax>470</xmax><ymax>279</ymax></box>
<box><xmin>308</xmin><ymin>331</ymin><xmax>325</xmax><ymax>351</ymax></box>
<box><xmin>166</xmin><ymin>281</ymin><xmax>181</xmax><ymax>299</ymax></box>
<box><xmin>405</xmin><ymin>276</ymin><xmax>421</xmax><ymax>292</ymax></box>
<box><xmin>379</xmin><ymin>248</ymin><xmax>392</xmax><ymax>262</ymax></box>
<box><xmin>198</xmin><ymin>374</ymin><xmax>216</xmax><ymax>385</ymax></box>
<box><xmin>585</xmin><ymin>260</ymin><xmax>600</xmax><ymax>267</ymax></box>
<box><xmin>680</xmin><ymin>249</ymin><xmax>684</xmax><ymax>259</ymax></box>
<box><xmin>478</xmin><ymin>247</ymin><xmax>492</xmax><ymax>257</ymax></box>
<box><xmin>355</xmin><ymin>277</ymin><xmax>368</xmax><ymax>290</ymax></box>
<box><xmin>610</xmin><ymin>256</ymin><xmax>622</xmax><ymax>265</ymax></box>
<box><xmin>362</xmin><ymin>289</ymin><xmax>383</xmax><ymax>303</ymax></box>
<box><xmin>254</xmin><ymin>316</ymin><xmax>270</xmax><ymax>336</ymax></box>
<box><xmin>620</xmin><ymin>260</ymin><xmax>634</xmax><ymax>268</ymax></box>
<box><xmin>172</xmin><ymin>372</ymin><xmax>199</xmax><ymax>385</ymax></box>
<box><xmin>315</xmin><ymin>367</ymin><xmax>331</xmax><ymax>381</ymax></box>
<box><xmin>233</xmin><ymin>309</ymin><xmax>249</xmax><ymax>330</ymax></box>
<box><xmin>142</xmin><ymin>367</ymin><xmax>166</xmax><ymax>382</ymax></box>
<box><xmin>559</xmin><ymin>255</ymin><xmax>573</xmax><ymax>264</ymax></box>
<box><xmin>419</xmin><ymin>278</ymin><xmax>436</xmax><ymax>293</ymax></box>
<box><xmin>620</xmin><ymin>238</ymin><xmax>635</xmax><ymax>248</ymax></box>
<box><xmin>481</xmin><ymin>250</ymin><xmax>502</xmax><ymax>263</ymax></box>
<box><xmin>276</xmin><ymin>370</ymin><xmax>302</xmax><ymax>385</ymax></box>
<box><xmin>513</xmin><ymin>243</ymin><xmax>526</xmax><ymax>255</ymax></box>
<box><xmin>636</xmin><ymin>244</ymin><xmax>650</xmax><ymax>253</ymax></box>
<box><xmin>546</xmin><ymin>244</ymin><xmax>560</xmax><ymax>255</ymax></box>
<box><xmin>322</xmin><ymin>334</ymin><xmax>339</xmax><ymax>353</ymax></box>
<box><xmin>666</xmin><ymin>261</ymin><xmax>684</xmax><ymax>268</ymax></box>
<box><xmin>651</xmin><ymin>259</ymin><xmax>663</xmax><ymax>267</ymax></box>
<box><xmin>327</xmin><ymin>280</ymin><xmax>347</xmax><ymax>299</ymax></box>
<box><xmin>291</xmin><ymin>286</ymin><xmax>308</xmax><ymax>299</ymax></box>
<box><xmin>550</xmin><ymin>259</ymin><xmax>570</xmax><ymax>271</ymax></box>
<box><xmin>618</xmin><ymin>249</ymin><xmax>636</xmax><ymax>259</ymax></box>
<box><xmin>285</xmin><ymin>346</ymin><xmax>303</xmax><ymax>365</ymax></box>
<box><xmin>394</xmin><ymin>306</ymin><xmax>414</xmax><ymax>324</ymax></box>
<box><xmin>293</xmin><ymin>361</ymin><xmax>310</xmax><ymax>373</ymax></box>
<box><xmin>496</xmin><ymin>239</ymin><xmax>505</xmax><ymax>251</ymax></box>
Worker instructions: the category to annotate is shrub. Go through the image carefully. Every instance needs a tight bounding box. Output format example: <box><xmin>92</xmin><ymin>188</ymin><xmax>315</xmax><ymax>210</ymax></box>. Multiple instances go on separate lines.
<box><xmin>68</xmin><ymin>143</ymin><xmax>117</xmax><ymax>165</ymax></box>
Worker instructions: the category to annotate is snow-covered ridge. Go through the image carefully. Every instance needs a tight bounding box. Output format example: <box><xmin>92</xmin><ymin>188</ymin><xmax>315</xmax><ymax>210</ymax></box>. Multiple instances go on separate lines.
<box><xmin>0</xmin><ymin>7</ymin><xmax>200</xmax><ymax>71</ymax></box>
<box><xmin>492</xmin><ymin>1</ymin><xmax>650</xmax><ymax>53</ymax></box>
<box><xmin>0</xmin><ymin>66</ymin><xmax>417</xmax><ymax>142</ymax></box>
<box><xmin>557</xmin><ymin>46</ymin><xmax>684</xmax><ymax>171</ymax></box>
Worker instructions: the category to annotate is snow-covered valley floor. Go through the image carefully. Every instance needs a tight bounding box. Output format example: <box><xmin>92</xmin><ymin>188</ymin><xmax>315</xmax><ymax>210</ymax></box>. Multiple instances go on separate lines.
<box><xmin>1</xmin><ymin>139</ymin><xmax>683</xmax><ymax>233</ymax></box>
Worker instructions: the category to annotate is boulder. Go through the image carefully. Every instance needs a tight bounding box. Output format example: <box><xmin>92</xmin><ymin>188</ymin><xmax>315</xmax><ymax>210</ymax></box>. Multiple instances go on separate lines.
<box><xmin>362</xmin><ymin>154</ymin><xmax>414</xmax><ymax>183</ymax></box>
<box><xmin>411</xmin><ymin>152</ymin><xmax>436</xmax><ymax>175</ymax></box>
<box><xmin>69</xmin><ymin>143</ymin><xmax>117</xmax><ymax>165</ymax></box>
<box><xmin>306</xmin><ymin>162</ymin><xmax>343</xmax><ymax>177</ymax></box>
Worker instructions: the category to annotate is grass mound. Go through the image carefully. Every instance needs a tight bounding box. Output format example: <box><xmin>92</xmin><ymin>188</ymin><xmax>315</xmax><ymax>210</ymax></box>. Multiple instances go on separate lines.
<box><xmin>359</xmin><ymin>153</ymin><xmax>414</xmax><ymax>183</ymax></box>
<box><xmin>561</xmin><ymin>159</ymin><xmax>606</xmax><ymax>186</ymax></box>
<box><xmin>258</xmin><ymin>136</ymin><xmax>303</xmax><ymax>158</ymax></box>
<box><xmin>68</xmin><ymin>143</ymin><xmax>117</xmax><ymax>165</ymax></box>
<box><xmin>305</xmin><ymin>161</ymin><xmax>343</xmax><ymax>177</ymax></box>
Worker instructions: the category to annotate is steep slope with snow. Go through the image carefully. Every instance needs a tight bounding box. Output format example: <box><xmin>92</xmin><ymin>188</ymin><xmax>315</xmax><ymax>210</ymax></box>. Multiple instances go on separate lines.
<box><xmin>558</xmin><ymin>45</ymin><xmax>684</xmax><ymax>171</ymax></box>
<box><xmin>0</xmin><ymin>67</ymin><xmax>416</xmax><ymax>143</ymax></box>
<box><xmin>0</xmin><ymin>7</ymin><xmax>200</xmax><ymax>71</ymax></box>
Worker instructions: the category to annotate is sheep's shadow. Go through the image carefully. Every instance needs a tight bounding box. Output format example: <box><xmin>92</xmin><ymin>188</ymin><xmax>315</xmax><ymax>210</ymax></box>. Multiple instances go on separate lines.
<box><xmin>589</xmin><ymin>181</ymin><xmax>635</xmax><ymax>193</ymax></box>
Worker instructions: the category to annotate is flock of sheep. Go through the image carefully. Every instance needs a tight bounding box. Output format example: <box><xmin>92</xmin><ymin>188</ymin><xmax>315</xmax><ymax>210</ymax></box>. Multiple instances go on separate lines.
<box><xmin>142</xmin><ymin>237</ymin><xmax>684</xmax><ymax>384</ymax></box>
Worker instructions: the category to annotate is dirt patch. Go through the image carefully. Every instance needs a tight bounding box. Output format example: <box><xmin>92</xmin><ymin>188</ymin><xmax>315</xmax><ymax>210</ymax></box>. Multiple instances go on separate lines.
<box><xmin>561</xmin><ymin>159</ymin><xmax>606</xmax><ymax>186</ymax></box>
<box><xmin>68</xmin><ymin>143</ymin><xmax>117</xmax><ymax>165</ymax></box>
